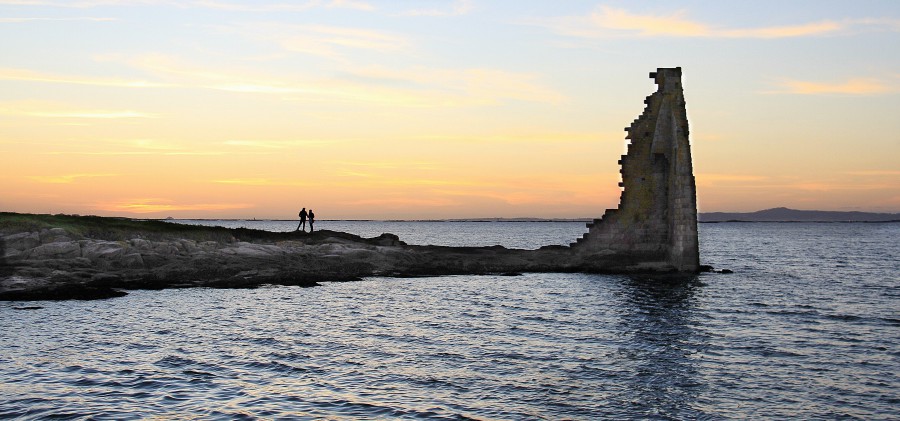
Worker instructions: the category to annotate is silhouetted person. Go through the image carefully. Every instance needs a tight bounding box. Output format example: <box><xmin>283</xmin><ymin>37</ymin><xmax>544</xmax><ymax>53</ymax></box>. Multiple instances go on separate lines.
<box><xmin>308</xmin><ymin>209</ymin><xmax>315</xmax><ymax>232</ymax></box>
<box><xmin>297</xmin><ymin>207</ymin><xmax>308</xmax><ymax>232</ymax></box>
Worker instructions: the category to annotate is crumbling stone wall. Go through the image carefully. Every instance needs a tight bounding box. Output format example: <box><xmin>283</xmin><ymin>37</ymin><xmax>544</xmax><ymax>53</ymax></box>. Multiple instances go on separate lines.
<box><xmin>573</xmin><ymin>68</ymin><xmax>699</xmax><ymax>272</ymax></box>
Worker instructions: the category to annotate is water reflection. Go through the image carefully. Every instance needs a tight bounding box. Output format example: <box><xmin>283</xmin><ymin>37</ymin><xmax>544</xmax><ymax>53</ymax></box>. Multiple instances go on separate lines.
<box><xmin>615</xmin><ymin>276</ymin><xmax>708</xmax><ymax>418</ymax></box>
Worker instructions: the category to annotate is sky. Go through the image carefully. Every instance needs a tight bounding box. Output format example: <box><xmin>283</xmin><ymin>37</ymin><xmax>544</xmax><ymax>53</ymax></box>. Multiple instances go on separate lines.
<box><xmin>1</xmin><ymin>0</ymin><xmax>898</xmax><ymax>220</ymax></box>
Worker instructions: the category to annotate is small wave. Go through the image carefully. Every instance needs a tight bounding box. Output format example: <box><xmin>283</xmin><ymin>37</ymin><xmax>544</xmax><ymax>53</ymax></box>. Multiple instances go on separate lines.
<box><xmin>182</xmin><ymin>369</ymin><xmax>216</xmax><ymax>378</ymax></box>
<box><xmin>71</xmin><ymin>377</ymin><xmax>105</xmax><ymax>387</ymax></box>
<box><xmin>312</xmin><ymin>397</ymin><xmax>415</xmax><ymax>418</ymax></box>
<box><xmin>241</xmin><ymin>359</ymin><xmax>307</xmax><ymax>374</ymax></box>
<box><xmin>758</xmin><ymin>349</ymin><xmax>804</xmax><ymax>358</ymax></box>
<box><xmin>155</xmin><ymin>355</ymin><xmax>198</xmax><ymax>368</ymax></box>
<box><xmin>162</xmin><ymin>393</ymin><xmax>191</xmax><ymax>402</ymax></box>
<box><xmin>522</xmin><ymin>315</ymin><xmax>552</xmax><ymax>322</ymax></box>
<box><xmin>765</xmin><ymin>309</ymin><xmax>820</xmax><ymax>317</ymax></box>
<box><xmin>824</xmin><ymin>313</ymin><xmax>864</xmax><ymax>322</ymax></box>
<box><xmin>240</xmin><ymin>335</ymin><xmax>287</xmax><ymax>346</ymax></box>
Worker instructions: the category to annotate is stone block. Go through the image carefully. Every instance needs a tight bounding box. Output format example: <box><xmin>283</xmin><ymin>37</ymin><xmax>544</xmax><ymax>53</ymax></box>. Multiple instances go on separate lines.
<box><xmin>4</xmin><ymin>232</ymin><xmax>40</xmax><ymax>251</ymax></box>
<box><xmin>81</xmin><ymin>241</ymin><xmax>126</xmax><ymax>261</ymax></box>
<box><xmin>39</xmin><ymin>228</ymin><xmax>71</xmax><ymax>243</ymax></box>
<box><xmin>28</xmin><ymin>241</ymin><xmax>81</xmax><ymax>259</ymax></box>
<box><xmin>121</xmin><ymin>253</ymin><xmax>145</xmax><ymax>269</ymax></box>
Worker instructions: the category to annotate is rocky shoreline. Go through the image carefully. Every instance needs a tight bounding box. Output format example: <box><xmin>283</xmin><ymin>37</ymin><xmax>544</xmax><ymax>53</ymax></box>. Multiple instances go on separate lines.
<box><xmin>1</xmin><ymin>213</ymin><xmax>706</xmax><ymax>301</ymax></box>
<box><xmin>0</xmin><ymin>213</ymin><xmax>577</xmax><ymax>301</ymax></box>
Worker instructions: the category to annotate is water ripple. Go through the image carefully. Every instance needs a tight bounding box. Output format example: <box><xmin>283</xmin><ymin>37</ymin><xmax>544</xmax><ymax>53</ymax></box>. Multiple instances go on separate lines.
<box><xmin>1</xmin><ymin>223</ymin><xmax>898</xmax><ymax>419</ymax></box>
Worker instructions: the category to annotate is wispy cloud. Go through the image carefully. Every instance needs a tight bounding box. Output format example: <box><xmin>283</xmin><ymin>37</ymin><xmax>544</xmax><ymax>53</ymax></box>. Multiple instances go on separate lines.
<box><xmin>400</xmin><ymin>0</ymin><xmax>472</xmax><ymax>17</ymax></box>
<box><xmin>845</xmin><ymin>170</ymin><xmax>900</xmax><ymax>176</ymax></box>
<box><xmin>529</xmin><ymin>6</ymin><xmax>895</xmax><ymax>39</ymax></box>
<box><xmin>28</xmin><ymin>173</ymin><xmax>117</xmax><ymax>184</ymax></box>
<box><xmin>94</xmin><ymin>198</ymin><xmax>254</xmax><ymax>214</ymax></box>
<box><xmin>26</xmin><ymin>110</ymin><xmax>156</xmax><ymax>118</ymax></box>
<box><xmin>0</xmin><ymin>1</ymin><xmax>174</xmax><ymax>7</ymax></box>
<box><xmin>338</xmin><ymin>196</ymin><xmax>458</xmax><ymax>208</ymax></box>
<box><xmin>0</xmin><ymin>67</ymin><xmax>169</xmax><ymax>88</ymax></box>
<box><xmin>0</xmin><ymin>16</ymin><xmax>116</xmax><ymax>22</ymax></box>
<box><xmin>190</xmin><ymin>0</ymin><xmax>376</xmax><ymax>12</ymax></box>
<box><xmin>412</xmin><ymin>131</ymin><xmax>613</xmax><ymax>144</ymax></box>
<box><xmin>696</xmin><ymin>173</ymin><xmax>769</xmax><ymax>187</ymax></box>
<box><xmin>782</xmin><ymin>182</ymin><xmax>896</xmax><ymax>192</ymax></box>
<box><xmin>334</xmin><ymin>65</ymin><xmax>566</xmax><ymax>105</ymax></box>
<box><xmin>591</xmin><ymin>6</ymin><xmax>840</xmax><ymax>38</ymax></box>
<box><xmin>232</xmin><ymin>22</ymin><xmax>411</xmax><ymax>60</ymax></box>
<box><xmin>38</xmin><ymin>138</ymin><xmax>230</xmax><ymax>156</ymax></box>
<box><xmin>0</xmin><ymin>102</ymin><xmax>158</xmax><ymax>119</ymax></box>
<box><xmin>120</xmin><ymin>54</ymin><xmax>564</xmax><ymax>106</ymax></box>
<box><xmin>768</xmin><ymin>77</ymin><xmax>897</xmax><ymax>95</ymax></box>
<box><xmin>326</xmin><ymin>0</ymin><xmax>373</xmax><ymax>11</ymax></box>
<box><xmin>0</xmin><ymin>0</ymin><xmax>374</xmax><ymax>11</ymax></box>
<box><xmin>331</xmin><ymin>160</ymin><xmax>438</xmax><ymax>171</ymax></box>
<box><xmin>698</xmin><ymin>173</ymin><xmax>898</xmax><ymax>192</ymax></box>
<box><xmin>45</xmin><ymin>150</ymin><xmax>226</xmax><ymax>156</ymax></box>
<box><xmin>223</xmin><ymin>139</ymin><xmax>337</xmax><ymax>149</ymax></box>
<box><xmin>211</xmin><ymin>178</ymin><xmax>312</xmax><ymax>186</ymax></box>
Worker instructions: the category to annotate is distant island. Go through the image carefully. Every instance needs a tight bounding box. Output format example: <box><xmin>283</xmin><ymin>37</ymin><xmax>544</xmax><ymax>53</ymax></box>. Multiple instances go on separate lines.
<box><xmin>699</xmin><ymin>207</ymin><xmax>900</xmax><ymax>222</ymax></box>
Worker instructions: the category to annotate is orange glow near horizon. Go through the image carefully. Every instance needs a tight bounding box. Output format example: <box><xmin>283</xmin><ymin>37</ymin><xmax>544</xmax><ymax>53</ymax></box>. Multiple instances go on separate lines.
<box><xmin>1</xmin><ymin>2</ymin><xmax>899</xmax><ymax>219</ymax></box>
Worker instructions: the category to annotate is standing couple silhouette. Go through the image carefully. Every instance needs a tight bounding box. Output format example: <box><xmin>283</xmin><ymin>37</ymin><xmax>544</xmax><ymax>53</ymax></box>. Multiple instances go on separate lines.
<box><xmin>297</xmin><ymin>207</ymin><xmax>315</xmax><ymax>232</ymax></box>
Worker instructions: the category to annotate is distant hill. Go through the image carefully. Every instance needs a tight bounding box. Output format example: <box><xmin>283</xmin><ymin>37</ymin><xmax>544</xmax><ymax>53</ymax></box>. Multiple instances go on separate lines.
<box><xmin>699</xmin><ymin>207</ymin><xmax>900</xmax><ymax>222</ymax></box>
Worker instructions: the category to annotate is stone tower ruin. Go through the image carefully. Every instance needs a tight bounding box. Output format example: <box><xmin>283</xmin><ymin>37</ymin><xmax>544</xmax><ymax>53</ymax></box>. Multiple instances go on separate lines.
<box><xmin>573</xmin><ymin>67</ymin><xmax>699</xmax><ymax>272</ymax></box>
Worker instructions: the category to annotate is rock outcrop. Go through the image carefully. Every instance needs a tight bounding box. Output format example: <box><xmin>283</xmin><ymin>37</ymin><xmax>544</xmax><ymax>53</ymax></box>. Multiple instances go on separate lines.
<box><xmin>572</xmin><ymin>67</ymin><xmax>700</xmax><ymax>272</ymax></box>
<box><xmin>0</xmin><ymin>221</ymin><xmax>577</xmax><ymax>300</ymax></box>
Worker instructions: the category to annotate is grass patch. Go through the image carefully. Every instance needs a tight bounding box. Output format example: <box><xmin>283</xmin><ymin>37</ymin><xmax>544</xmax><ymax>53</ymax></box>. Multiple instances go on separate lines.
<box><xmin>0</xmin><ymin>213</ymin><xmax>238</xmax><ymax>242</ymax></box>
<box><xmin>0</xmin><ymin>212</ymin><xmax>384</xmax><ymax>245</ymax></box>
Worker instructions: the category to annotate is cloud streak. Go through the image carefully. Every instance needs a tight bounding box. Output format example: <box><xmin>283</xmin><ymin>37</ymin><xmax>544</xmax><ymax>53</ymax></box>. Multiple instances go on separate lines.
<box><xmin>0</xmin><ymin>100</ymin><xmax>159</xmax><ymax>120</ymax></box>
<box><xmin>530</xmin><ymin>6</ymin><xmax>896</xmax><ymax>39</ymax></box>
<box><xmin>118</xmin><ymin>54</ymin><xmax>564</xmax><ymax>106</ymax></box>
<box><xmin>26</xmin><ymin>110</ymin><xmax>156</xmax><ymax>118</ymax></box>
<box><xmin>94</xmin><ymin>198</ymin><xmax>254</xmax><ymax>214</ymax></box>
<box><xmin>0</xmin><ymin>0</ymin><xmax>374</xmax><ymax>11</ymax></box>
<box><xmin>0</xmin><ymin>16</ymin><xmax>116</xmax><ymax>22</ymax></box>
<box><xmin>231</xmin><ymin>22</ymin><xmax>411</xmax><ymax>61</ymax></box>
<box><xmin>211</xmin><ymin>178</ymin><xmax>312</xmax><ymax>186</ymax></box>
<box><xmin>400</xmin><ymin>0</ymin><xmax>472</xmax><ymax>17</ymax></box>
<box><xmin>590</xmin><ymin>6</ymin><xmax>841</xmax><ymax>38</ymax></box>
<box><xmin>28</xmin><ymin>173</ymin><xmax>117</xmax><ymax>183</ymax></box>
<box><xmin>769</xmin><ymin>77</ymin><xmax>897</xmax><ymax>95</ymax></box>
<box><xmin>223</xmin><ymin>139</ymin><xmax>337</xmax><ymax>149</ymax></box>
<box><xmin>0</xmin><ymin>67</ymin><xmax>169</xmax><ymax>88</ymax></box>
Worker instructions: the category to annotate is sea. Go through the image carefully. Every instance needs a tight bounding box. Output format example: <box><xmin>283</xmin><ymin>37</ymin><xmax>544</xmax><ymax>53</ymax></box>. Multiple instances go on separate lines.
<box><xmin>1</xmin><ymin>221</ymin><xmax>898</xmax><ymax>420</ymax></box>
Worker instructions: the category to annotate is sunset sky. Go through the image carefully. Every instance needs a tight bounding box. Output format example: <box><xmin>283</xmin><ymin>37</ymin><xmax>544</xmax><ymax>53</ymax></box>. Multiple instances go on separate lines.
<box><xmin>1</xmin><ymin>1</ymin><xmax>898</xmax><ymax>219</ymax></box>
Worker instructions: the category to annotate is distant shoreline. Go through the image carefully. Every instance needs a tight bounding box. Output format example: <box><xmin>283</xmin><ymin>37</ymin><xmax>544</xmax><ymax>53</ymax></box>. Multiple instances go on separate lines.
<box><xmin>12</xmin><ymin>206</ymin><xmax>899</xmax><ymax>223</ymax></box>
<box><xmin>160</xmin><ymin>218</ymin><xmax>900</xmax><ymax>224</ymax></box>
<box><xmin>158</xmin><ymin>206</ymin><xmax>900</xmax><ymax>223</ymax></box>
<box><xmin>697</xmin><ymin>207</ymin><xmax>900</xmax><ymax>223</ymax></box>
<box><xmin>697</xmin><ymin>220</ymin><xmax>900</xmax><ymax>224</ymax></box>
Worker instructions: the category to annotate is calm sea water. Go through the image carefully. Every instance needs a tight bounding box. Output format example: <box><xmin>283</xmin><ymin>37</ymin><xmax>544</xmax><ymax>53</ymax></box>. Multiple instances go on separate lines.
<box><xmin>2</xmin><ymin>222</ymin><xmax>898</xmax><ymax>419</ymax></box>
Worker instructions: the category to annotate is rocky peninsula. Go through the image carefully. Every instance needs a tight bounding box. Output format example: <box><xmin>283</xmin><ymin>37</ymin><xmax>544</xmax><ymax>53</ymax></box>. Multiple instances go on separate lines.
<box><xmin>0</xmin><ymin>213</ymin><xmax>590</xmax><ymax>301</ymax></box>
<box><xmin>1</xmin><ymin>67</ymin><xmax>705</xmax><ymax>301</ymax></box>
